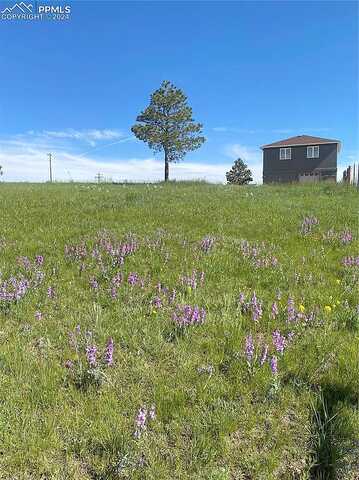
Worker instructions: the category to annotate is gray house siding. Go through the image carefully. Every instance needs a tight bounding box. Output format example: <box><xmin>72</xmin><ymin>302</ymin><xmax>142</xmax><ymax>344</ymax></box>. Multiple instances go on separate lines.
<box><xmin>263</xmin><ymin>143</ymin><xmax>337</xmax><ymax>183</ymax></box>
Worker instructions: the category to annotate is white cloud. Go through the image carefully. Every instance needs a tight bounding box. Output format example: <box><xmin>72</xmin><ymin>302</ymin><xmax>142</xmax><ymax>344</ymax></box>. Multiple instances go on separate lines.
<box><xmin>26</xmin><ymin>129</ymin><xmax>126</xmax><ymax>146</ymax></box>
<box><xmin>212</xmin><ymin>127</ymin><xmax>260</xmax><ymax>134</ymax></box>
<box><xmin>0</xmin><ymin>140</ymin><xmax>230</xmax><ymax>183</ymax></box>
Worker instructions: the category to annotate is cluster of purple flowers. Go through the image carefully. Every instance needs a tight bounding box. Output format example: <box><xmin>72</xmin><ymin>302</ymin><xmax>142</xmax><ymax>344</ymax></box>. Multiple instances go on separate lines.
<box><xmin>128</xmin><ymin>272</ymin><xmax>140</xmax><ymax>286</ymax></box>
<box><xmin>172</xmin><ymin>304</ymin><xmax>206</xmax><ymax>327</ymax></box>
<box><xmin>65</xmin><ymin>242</ymin><xmax>87</xmax><ymax>261</ymax></box>
<box><xmin>67</xmin><ymin>325</ymin><xmax>115</xmax><ymax>370</ymax></box>
<box><xmin>253</xmin><ymin>256</ymin><xmax>279</xmax><ymax>268</ymax></box>
<box><xmin>200</xmin><ymin>236</ymin><xmax>215</xmax><ymax>253</ymax></box>
<box><xmin>35</xmin><ymin>255</ymin><xmax>44</xmax><ymax>266</ymax></box>
<box><xmin>240</xmin><ymin>240</ymin><xmax>278</xmax><ymax>269</ymax></box>
<box><xmin>17</xmin><ymin>256</ymin><xmax>32</xmax><ymax>270</ymax></box>
<box><xmin>340</xmin><ymin>230</ymin><xmax>353</xmax><ymax>244</ymax></box>
<box><xmin>0</xmin><ymin>276</ymin><xmax>30</xmax><ymax>304</ymax></box>
<box><xmin>104</xmin><ymin>337</ymin><xmax>114</xmax><ymax>366</ymax></box>
<box><xmin>300</xmin><ymin>216</ymin><xmax>319</xmax><ymax>235</ymax></box>
<box><xmin>244</xmin><ymin>328</ymin><xmax>295</xmax><ymax>373</ymax></box>
<box><xmin>151</xmin><ymin>296</ymin><xmax>162</xmax><ymax>309</ymax></box>
<box><xmin>86</xmin><ymin>344</ymin><xmax>97</xmax><ymax>367</ymax></box>
<box><xmin>134</xmin><ymin>404</ymin><xmax>156</xmax><ymax>439</ymax></box>
<box><xmin>245</xmin><ymin>335</ymin><xmax>254</xmax><ymax>362</ymax></box>
<box><xmin>323</xmin><ymin>228</ymin><xmax>353</xmax><ymax>245</ymax></box>
<box><xmin>47</xmin><ymin>286</ymin><xmax>55</xmax><ymax>299</ymax></box>
<box><xmin>244</xmin><ymin>335</ymin><xmax>274</xmax><ymax>372</ymax></box>
<box><xmin>272</xmin><ymin>330</ymin><xmax>286</xmax><ymax>354</ymax></box>
<box><xmin>342</xmin><ymin>256</ymin><xmax>359</xmax><ymax>267</ymax></box>
<box><xmin>251</xmin><ymin>292</ymin><xmax>263</xmax><ymax>322</ymax></box>
<box><xmin>238</xmin><ymin>292</ymin><xmax>263</xmax><ymax>321</ymax></box>
<box><xmin>180</xmin><ymin>270</ymin><xmax>205</xmax><ymax>290</ymax></box>
<box><xmin>89</xmin><ymin>277</ymin><xmax>99</xmax><ymax>290</ymax></box>
<box><xmin>270</xmin><ymin>356</ymin><xmax>278</xmax><ymax>374</ymax></box>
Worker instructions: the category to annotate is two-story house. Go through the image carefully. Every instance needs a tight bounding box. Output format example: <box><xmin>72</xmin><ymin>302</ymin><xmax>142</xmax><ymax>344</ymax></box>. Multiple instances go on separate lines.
<box><xmin>261</xmin><ymin>135</ymin><xmax>341</xmax><ymax>183</ymax></box>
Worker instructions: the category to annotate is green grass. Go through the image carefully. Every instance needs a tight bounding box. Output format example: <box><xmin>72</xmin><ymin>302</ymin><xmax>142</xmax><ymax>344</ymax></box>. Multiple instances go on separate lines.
<box><xmin>0</xmin><ymin>182</ymin><xmax>358</xmax><ymax>479</ymax></box>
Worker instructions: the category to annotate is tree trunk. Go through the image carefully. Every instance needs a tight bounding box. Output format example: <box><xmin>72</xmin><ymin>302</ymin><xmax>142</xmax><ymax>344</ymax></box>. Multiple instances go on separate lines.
<box><xmin>164</xmin><ymin>149</ymin><xmax>169</xmax><ymax>181</ymax></box>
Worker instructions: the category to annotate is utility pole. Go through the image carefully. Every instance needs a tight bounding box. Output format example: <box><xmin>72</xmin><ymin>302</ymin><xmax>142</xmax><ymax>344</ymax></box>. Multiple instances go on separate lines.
<box><xmin>48</xmin><ymin>153</ymin><xmax>53</xmax><ymax>183</ymax></box>
<box><xmin>95</xmin><ymin>172</ymin><xmax>103</xmax><ymax>184</ymax></box>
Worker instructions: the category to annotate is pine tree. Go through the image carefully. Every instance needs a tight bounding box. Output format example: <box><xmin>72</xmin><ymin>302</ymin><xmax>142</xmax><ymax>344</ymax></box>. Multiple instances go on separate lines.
<box><xmin>226</xmin><ymin>158</ymin><xmax>253</xmax><ymax>185</ymax></box>
<box><xmin>132</xmin><ymin>81</ymin><xmax>205</xmax><ymax>181</ymax></box>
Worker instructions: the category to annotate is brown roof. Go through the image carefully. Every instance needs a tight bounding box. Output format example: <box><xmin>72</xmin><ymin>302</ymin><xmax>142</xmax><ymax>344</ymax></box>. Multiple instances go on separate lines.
<box><xmin>261</xmin><ymin>135</ymin><xmax>341</xmax><ymax>150</ymax></box>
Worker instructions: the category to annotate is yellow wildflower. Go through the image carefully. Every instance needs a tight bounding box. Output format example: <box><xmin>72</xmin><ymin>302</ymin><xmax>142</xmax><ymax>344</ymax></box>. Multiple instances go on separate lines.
<box><xmin>324</xmin><ymin>305</ymin><xmax>332</xmax><ymax>314</ymax></box>
<box><xmin>298</xmin><ymin>304</ymin><xmax>305</xmax><ymax>313</ymax></box>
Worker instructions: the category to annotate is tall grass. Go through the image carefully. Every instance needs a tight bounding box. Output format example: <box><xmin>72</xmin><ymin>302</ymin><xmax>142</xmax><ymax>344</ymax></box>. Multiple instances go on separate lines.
<box><xmin>0</xmin><ymin>182</ymin><xmax>357</xmax><ymax>480</ymax></box>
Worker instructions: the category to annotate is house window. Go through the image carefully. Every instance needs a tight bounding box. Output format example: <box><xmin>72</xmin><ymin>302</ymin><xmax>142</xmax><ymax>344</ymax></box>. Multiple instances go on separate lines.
<box><xmin>307</xmin><ymin>145</ymin><xmax>319</xmax><ymax>158</ymax></box>
<box><xmin>280</xmin><ymin>147</ymin><xmax>291</xmax><ymax>160</ymax></box>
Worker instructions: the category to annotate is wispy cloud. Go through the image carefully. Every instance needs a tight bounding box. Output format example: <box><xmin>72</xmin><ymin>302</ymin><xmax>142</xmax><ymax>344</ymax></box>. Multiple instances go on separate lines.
<box><xmin>213</xmin><ymin>127</ymin><xmax>332</xmax><ymax>136</ymax></box>
<box><xmin>271</xmin><ymin>128</ymin><xmax>331</xmax><ymax>135</ymax></box>
<box><xmin>0</xmin><ymin>137</ymin><xmax>230</xmax><ymax>183</ymax></box>
<box><xmin>212</xmin><ymin>127</ymin><xmax>260</xmax><ymax>134</ymax></box>
<box><xmin>25</xmin><ymin>128</ymin><xmax>126</xmax><ymax>146</ymax></box>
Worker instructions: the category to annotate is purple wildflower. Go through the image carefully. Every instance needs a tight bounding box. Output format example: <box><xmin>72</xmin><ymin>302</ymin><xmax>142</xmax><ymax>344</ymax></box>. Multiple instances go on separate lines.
<box><xmin>270</xmin><ymin>356</ymin><xmax>278</xmax><ymax>375</ymax></box>
<box><xmin>90</xmin><ymin>277</ymin><xmax>99</xmax><ymax>290</ymax></box>
<box><xmin>168</xmin><ymin>288</ymin><xmax>176</xmax><ymax>304</ymax></box>
<box><xmin>152</xmin><ymin>296</ymin><xmax>162</xmax><ymax>309</ymax></box>
<box><xmin>128</xmin><ymin>272</ymin><xmax>139</xmax><ymax>286</ymax></box>
<box><xmin>300</xmin><ymin>216</ymin><xmax>319</xmax><ymax>235</ymax></box>
<box><xmin>104</xmin><ymin>337</ymin><xmax>114</xmax><ymax>366</ymax></box>
<box><xmin>64</xmin><ymin>359</ymin><xmax>73</xmax><ymax>369</ymax></box>
<box><xmin>342</xmin><ymin>256</ymin><xmax>359</xmax><ymax>267</ymax></box>
<box><xmin>340</xmin><ymin>229</ymin><xmax>353</xmax><ymax>245</ymax></box>
<box><xmin>252</xmin><ymin>302</ymin><xmax>262</xmax><ymax>322</ymax></box>
<box><xmin>35</xmin><ymin>311</ymin><xmax>43</xmax><ymax>321</ymax></box>
<box><xmin>134</xmin><ymin>406</ymin><xmax>147</xmax><ymax>439</ymax></box>
<box><xmin>35</xmin><ymin>255</ymin><xmax>44</xmax><ymax>266</ymax></box>
<box><xmin>112</xmin><ymin>272</ymin><xmax>123</xmax><ymax>287</ymax></box>
<box><xmin>272</xmin><ymin>330</ymin><xmax>286</xmax><ymax>354</ymax></box>
<box><xmin>86</xmin><ymin>344</ymin><xmax>97</xmax><ymax>367</ymax></box>
<box><xmin>172</xmin><ymin>304</ymin><xmax>206</xmax><ymax>327</ymax></box>
<box><xmin>245</xmin><ymin>335</ymin><xmax>254</xmax><ymax>363</ymax></box>
<box><xmin>200</xmin><ymin>236</ymin><xmax>214</xmax><ymax>253</ymax></box>
<box><xmin>287</xmin><ymin>331</ymin><xmax>295</xmax><ymax>342</ymax></box>
<box><xmin>47</xmin><ymin>286</ymin><xmax>55</xmax><ymax>299</ymax></box>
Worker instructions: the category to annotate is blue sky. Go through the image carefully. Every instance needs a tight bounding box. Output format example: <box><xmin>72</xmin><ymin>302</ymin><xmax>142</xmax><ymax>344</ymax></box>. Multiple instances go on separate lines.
<box><xmin>0</xmin><ymin>0</ymin><xmax>357</xmax><ymax>182</ymax></box>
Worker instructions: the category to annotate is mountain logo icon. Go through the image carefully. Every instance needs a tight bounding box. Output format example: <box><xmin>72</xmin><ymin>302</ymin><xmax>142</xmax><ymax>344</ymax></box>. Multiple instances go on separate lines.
<box><xmin>1</xmin><ymin>2</ymin><xmax>33</xmax><ymax>14</ymax></box>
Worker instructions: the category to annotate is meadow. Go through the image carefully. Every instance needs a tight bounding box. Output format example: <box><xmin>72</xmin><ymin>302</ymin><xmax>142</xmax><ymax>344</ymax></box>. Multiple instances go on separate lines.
<box><xmin>0</xmin><ymin>181</ymin><xmax>358</xmax><ymax>480</ymax></box>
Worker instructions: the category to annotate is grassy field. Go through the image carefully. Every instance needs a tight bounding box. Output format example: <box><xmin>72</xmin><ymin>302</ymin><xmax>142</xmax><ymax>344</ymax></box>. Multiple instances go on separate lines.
<box><xmin>0</xmin><ymin>182</ymin><xmax>358</xmax><ymax>480</ymax></box>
